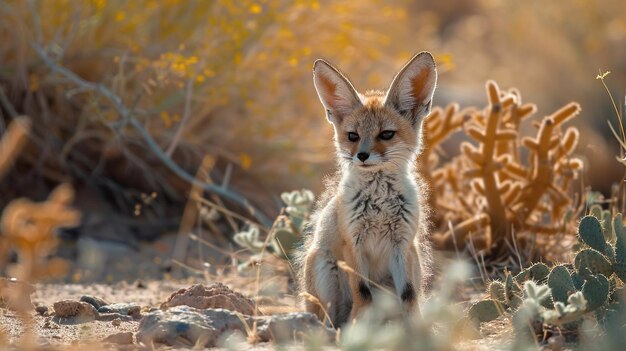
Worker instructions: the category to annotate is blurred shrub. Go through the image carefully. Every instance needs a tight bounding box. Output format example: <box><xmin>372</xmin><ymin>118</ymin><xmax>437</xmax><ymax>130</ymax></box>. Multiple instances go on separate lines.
<box><xmin>0</xmin><ymin>0</ymin><xmax>420</xmax><ymax>214</ymax></box>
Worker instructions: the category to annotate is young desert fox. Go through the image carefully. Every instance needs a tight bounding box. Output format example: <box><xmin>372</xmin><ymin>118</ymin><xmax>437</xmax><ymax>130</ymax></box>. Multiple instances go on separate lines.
<box><xmin>299</xmin><ymin>52</ymin><xmax>437</xmax><ymax>326</ymax></box>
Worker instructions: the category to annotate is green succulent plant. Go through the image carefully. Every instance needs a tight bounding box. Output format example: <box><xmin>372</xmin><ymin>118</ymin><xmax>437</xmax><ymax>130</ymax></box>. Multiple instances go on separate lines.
<box><xmin>270</xmin><ymin>189</ymin><xmax>314</xmax><ymax>259</ymax></box>
<box><xmin>234</xmin><ymin>189</ymin><xmax>314</xmax><ymax>266</ymax></box>
<box><xmin>468</xmin><ymin>209</ymin><xmax>626</xmax><ymax>345</ymax></box>
<box><xmin>515</xmin><ymin>262</ymin><xmax>550</xmax><ymax>283</ymax></box>
<box><xmin>576</xmin><ymin>214</ymin><xmax>626</xmax><ymax>284</ymax></box>
<box><xmin>233</xmin><ymin>226</ymin><xmax>265</xmax><ymax>253</ymax></box>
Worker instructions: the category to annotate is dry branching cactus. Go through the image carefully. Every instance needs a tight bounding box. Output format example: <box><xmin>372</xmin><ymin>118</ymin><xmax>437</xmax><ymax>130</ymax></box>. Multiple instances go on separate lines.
<box><xmin>423</xmin><ymin>81</ymin><xmax>583</xmax><ymax>254</ymax></box>
<box><xmin>0</xmin><ymin>183</ymin><xmax>80</xmax><ymax>347</ymax></box>
<box><xmin>0</xmin><ymin>183</ymin><xmax>80</xmax><ymax>282</ymax></box>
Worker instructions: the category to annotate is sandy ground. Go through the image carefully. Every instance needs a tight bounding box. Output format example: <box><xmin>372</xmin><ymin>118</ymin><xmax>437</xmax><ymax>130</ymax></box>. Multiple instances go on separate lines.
<box><xmin>0</xmin><ymin>240</ymin><xmax>505</xmax><ymax>350</ymax></box>
<box><xmin>0</xmin><ymin>270</ymin><xmax>297</xmax><ymax>349</ymax></box>
<box><xmin>1</xmin><ymin>280</ymin><xmax>180</xmax><ymax>348</ymax></box>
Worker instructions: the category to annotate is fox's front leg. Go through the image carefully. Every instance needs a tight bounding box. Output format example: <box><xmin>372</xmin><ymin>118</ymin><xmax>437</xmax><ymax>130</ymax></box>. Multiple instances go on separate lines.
<box><xmin>345</xmin><ymin>248</ymin><xmax>372</xmax><ymax>321</ymax></box>
<box><xmin>389</xmin><ymin>245</ymin><xmax>420</xmax><ymax>317</ymax></box>
<box><xmin>303</xmin><ymin>248</ymin><xmax>351</xmax><ymax>326</ymax></box>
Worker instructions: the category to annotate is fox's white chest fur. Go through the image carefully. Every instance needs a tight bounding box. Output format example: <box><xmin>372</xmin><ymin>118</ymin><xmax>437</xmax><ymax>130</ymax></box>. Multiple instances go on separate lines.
<box><xmin>341</xmin><ymin>168</ymin><xmax>420</xmax><ymax>281</ymax></box>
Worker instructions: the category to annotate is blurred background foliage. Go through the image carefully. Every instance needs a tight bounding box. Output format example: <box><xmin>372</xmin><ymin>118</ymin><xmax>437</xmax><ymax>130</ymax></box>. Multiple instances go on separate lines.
<box><xmin>0</xmin><ymin>0</ymin><xmax>624</xmax><ymax>251</ymax></box>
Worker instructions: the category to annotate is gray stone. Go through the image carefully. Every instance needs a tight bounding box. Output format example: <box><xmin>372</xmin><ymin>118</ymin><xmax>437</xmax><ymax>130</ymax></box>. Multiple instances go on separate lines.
<box><xmin>80</xmin><ymin>295</ymin><xmax>109</xmax><ymax>309</ymax></box>
<box><xmin>136</xmin><ymin>306</ymin><xmax>335</xmax><ymax>347</ymax></box>
<box><xmin>98</xmin><ymin>303</ymin><xmax>141</xmax><ymax>318</ymax></box>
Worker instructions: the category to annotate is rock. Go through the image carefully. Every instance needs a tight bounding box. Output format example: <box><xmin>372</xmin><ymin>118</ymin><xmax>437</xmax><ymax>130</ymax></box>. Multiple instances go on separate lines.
<box><xmin>111</xmin><ymin>318</ymin><xmax>122</xmax><ymax>326</ymax></box>
<box><xmin>53</xmin><ymin>300</ymin><xmax>98</xmax><ymax>322</ymax></box>
<box><xmin>160</xmin><ymin>283</ymin><xmax>256</xmax><ymax>315</ymax></box>
<box><xmin>136</xmin><ymin>306</ymin><xmax>335</xmax><ymax>347</ymax></box>
<box><xmin>35</xmin><ymin>304</ymin><xmax>49</xmax><ymax>316</ymax></box>
<box><xmin>98</xmin><ymin>303</ymin><xmax>141</xmax><ymax>318</ymax></box>
<box><xmin>80</xmin><ymin>295</ymin><xmax>109</xmax><ymax>309</ymax></box>
<box><xmin>103</xmin><ymin>331</ymin><xmax>133</xmax><ymax>345</ymax></box>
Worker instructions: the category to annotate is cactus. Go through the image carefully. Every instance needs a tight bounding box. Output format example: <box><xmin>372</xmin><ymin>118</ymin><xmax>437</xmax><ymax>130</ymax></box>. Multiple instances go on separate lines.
<box><xmin>575</xmin><ymin>249</ymin><xmax>613</xmax><ymax>278</ymax></box>
<box><xmin>602</xmin><ymin>210</ymin><xmax>615</xmax><ymax>243</ymax></box>
<box><xmin>489</xmin><ymin>281</ymin><xmax>506</xmax><ymax>302</ymax></box>
<box><xmin>280</xmin><ymin>189</ymin><xmax>314</xmax><ymax>229</ymax></box>
<box><xmin>515</xmin><ymin>262</ymin><xmax>550</xmax><ymax>283</ymax></box>
<box><xmin>429</xmin><ymin>82</ymin><xmax>583</xmax><ymax>256</ymax></box>
<box><xmin>578</xmin><ymin>216</ymin><xmax>609</xmax><ymax>255</ymax></box>
<box><xmin>504</xmin><ymin>272</ymin><xmax>514</xmax><ymax>293</ymax></box>
<box><xmin>571</xmin><ymin>271</ymin><xmax>585</xmax><ymax>291</ymax></box>
<box><xmin>582</xmin><ymin>274</ymin><xmax>609</xmax><ymax>311</ymax></box>
<box><xmin>589</xmin><ymin>204</ymin><xmax>603</xmax><ymax>222</ymax></box>
<box><xmin>614</xmin><ymin>213</ymin><xmax>626</xmax><ymax>259</ymax></box>
<box><xmin>542</xmin><ymin>291</ymin><xmax>587</xmax><ymax>325</ymax></box>
<box><xmin>468</xmin><ymin>299</ymin><xmax>505</xmax><ymax>324</ymax></box>
<box><xmin>548</xmin><ymin>265</ymin><xmax>575</xmax><ymax>304</ymax></box>
<box><xmin>469</xmin><ymin>210</ymin><xmax>626</xmax><ymax>344</ymax></box>
<box><xmin>234</xmin><ymin>189</ymin><xmax>314</xmax><ymax>264</ymax></box>
<box><xmin>270</xmin><ymin>189</ymin><xmax>314</xmax><ymax>259</ymax></box>
<box><xmin>523</xmin><ymin>280</ymin><xmax>551</xmax><ymax>305</ymax></box>
<box><xmin>269</xmin><ymin>213</ymin><xmax>299</xmax><ymax>259</ymax></box>
<box><xmin>233</xmin><ymin>226</ymin><xmax>265</xmax><ymax>253</ymax></box>
<box><xmin>613</xmin><ymin>263</ymin><xmax>626</xmax><ymax>284</ymax></box>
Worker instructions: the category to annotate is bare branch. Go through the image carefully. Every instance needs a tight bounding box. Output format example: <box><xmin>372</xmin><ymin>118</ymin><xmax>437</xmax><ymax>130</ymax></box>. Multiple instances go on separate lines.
<box><xmin>32</xmin><ymin>44</ymin><xmax>273</xmax><ymax>227</ymax></box>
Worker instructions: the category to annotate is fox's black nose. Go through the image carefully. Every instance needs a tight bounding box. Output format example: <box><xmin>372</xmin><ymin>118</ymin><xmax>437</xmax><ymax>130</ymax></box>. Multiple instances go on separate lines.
<box><xmin>357</xmin><ymin>152</ymin><xmax>370</xmax><ymax>162</ymax></box>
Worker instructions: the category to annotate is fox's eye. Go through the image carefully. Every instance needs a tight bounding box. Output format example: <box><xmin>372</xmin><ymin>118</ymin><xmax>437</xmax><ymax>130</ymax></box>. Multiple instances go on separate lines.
<box><xmin>348</xmin><ymin>132</ymin><xmax>360</xmax><ymax>142</ymax></box>
<box><xmin>379</xmin><ymin>130</ymin><xmax>396</xmax><ymax>140</ymax></box>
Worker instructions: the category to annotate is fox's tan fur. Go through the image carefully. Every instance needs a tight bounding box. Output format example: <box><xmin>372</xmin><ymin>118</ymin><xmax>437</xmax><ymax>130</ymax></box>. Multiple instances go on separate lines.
<box><xmin>298</xmin><ymin>52</ymin><xmax>437</xmax><ymax>327</ymax></box>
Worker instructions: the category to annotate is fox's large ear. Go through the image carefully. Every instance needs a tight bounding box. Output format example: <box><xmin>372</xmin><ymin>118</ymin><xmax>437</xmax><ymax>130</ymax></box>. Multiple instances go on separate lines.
<box><xmin>384</xmin><ymin>52</ymin><xmax>437</xmax><ymax>127</ymax></box>
<box><xmin>313</xmin><ymin>59</ymin><xmax>362</xmax><ymax>124</ymax></box>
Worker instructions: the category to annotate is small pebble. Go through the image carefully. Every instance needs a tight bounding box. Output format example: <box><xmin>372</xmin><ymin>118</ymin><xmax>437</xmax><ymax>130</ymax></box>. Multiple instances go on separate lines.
<box><xmin>111</xmin><ymin>318</ymin><xmax>121</xmax><ymax>326</ymax></box>
<box><xmin>98</xmin><ymin>303</ymin><xmax>141</xmax><ymax>318</ymax></box>
<box><xmin>35</xmin><ymin>305</ymin><xmax>49</xmax><ymax>316</ymax></box>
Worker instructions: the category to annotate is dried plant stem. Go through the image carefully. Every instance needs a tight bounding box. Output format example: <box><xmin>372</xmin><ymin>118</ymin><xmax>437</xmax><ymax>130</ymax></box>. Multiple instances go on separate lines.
<box><xmin>171</xmin><ymin>155</ymin><xmax>216</xmax><ymax>275</ymax></box>
<box><xmin>596</xmin><ymin>70</ymin><xmax>624</xmax><ymax>146</ymax></box>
